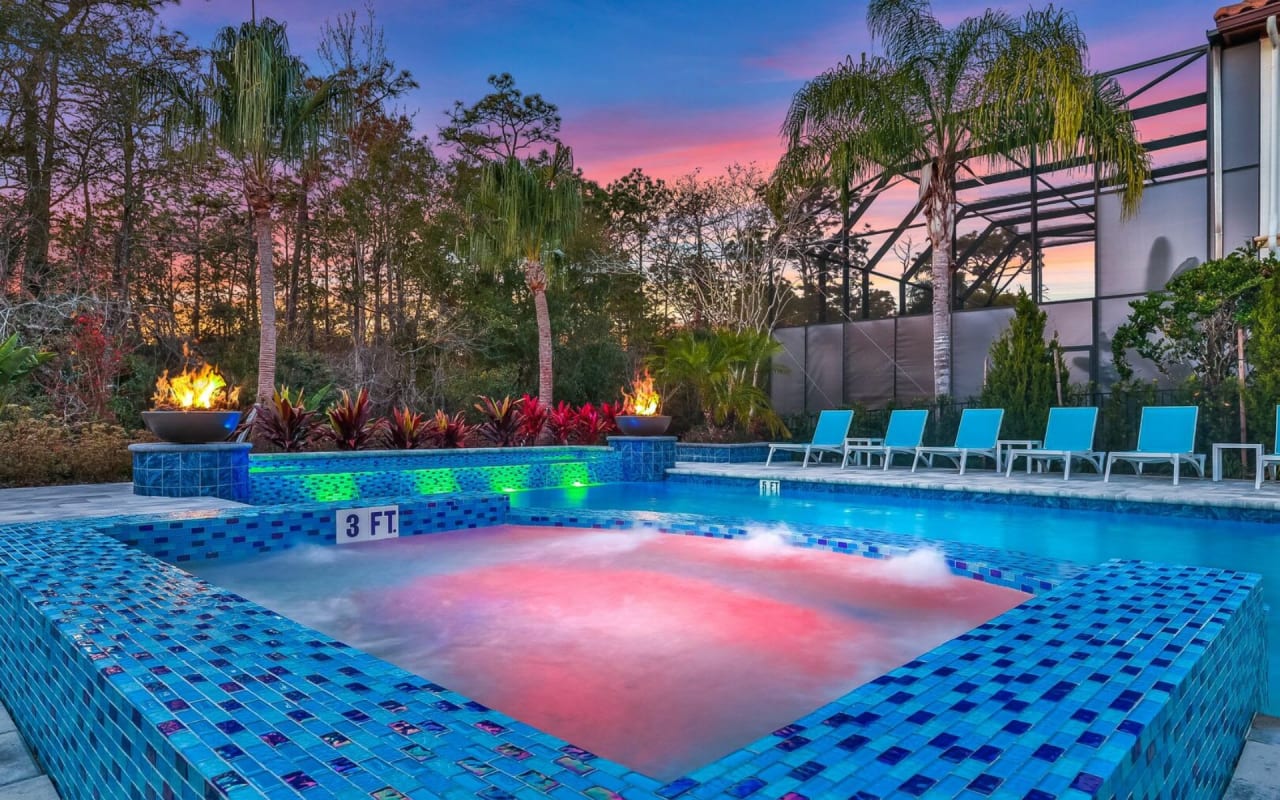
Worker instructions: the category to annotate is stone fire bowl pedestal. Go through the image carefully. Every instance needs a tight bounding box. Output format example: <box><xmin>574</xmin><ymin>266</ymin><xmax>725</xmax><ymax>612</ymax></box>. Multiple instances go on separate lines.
<box><xmin>128</xmin><ymin>442</ymin><xmax>251</xmax><ymax>502</ymax></box>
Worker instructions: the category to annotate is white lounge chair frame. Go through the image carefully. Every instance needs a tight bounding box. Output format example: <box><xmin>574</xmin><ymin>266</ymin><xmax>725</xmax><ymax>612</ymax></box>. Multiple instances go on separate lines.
<box><xmin>766</xmin><ymin>410</ymin><xmax>854</xmax><ymax>468</ymax></box>
<box><xmin>911</xmin><ymin>409</ymin><xmax>1004</xmax><ymax>476</ymax></box>
<box><xmin>1103</xmin><ymin>406</ymin><xmax>1206</xmax><ymax>486</ymax></box>
<box><xmin>1004</xmin><ymin>407</ymin><xmax>1103</xmax><ymax>481</ymax></box>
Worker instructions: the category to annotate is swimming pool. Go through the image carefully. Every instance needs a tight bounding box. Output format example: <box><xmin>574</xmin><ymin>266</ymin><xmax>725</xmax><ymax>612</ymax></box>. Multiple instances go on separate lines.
<box><xmin>187</xmin><ymin>524</ymin><xmax>1027</xmax><ymax>781</ymax></box>
<box><xmin>512</xmin><ymin>480</ymin><xmax>1280</xmax><ymax>711</ymax></box>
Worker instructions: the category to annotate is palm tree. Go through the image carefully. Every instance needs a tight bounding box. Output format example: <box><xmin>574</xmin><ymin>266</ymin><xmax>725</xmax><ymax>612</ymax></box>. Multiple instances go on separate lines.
<box><xmin>777</xmin><ymin>0</ymin><xmax>1148</xmax><ymax>397</ymax></box>
<box><xmin>467</xmin><ymin>144</ymin><xmax>583</xmax><ymax>407</ymax></box>
<box><xmin>167</xmin><ymin>19</ymin><xmax>332</xmax><ymax>401</ymax></box>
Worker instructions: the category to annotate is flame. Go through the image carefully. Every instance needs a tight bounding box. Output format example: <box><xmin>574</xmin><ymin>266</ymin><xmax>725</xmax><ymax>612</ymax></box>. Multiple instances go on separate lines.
<box><xmin>623</xmin><ymin>370</ymin><xmax>661</xmax><ymax>416</ymax></box>
<box><xmin>153</xmin><ymin>362</ymin><xmax>240</xmax><ymax>410</ymax></box>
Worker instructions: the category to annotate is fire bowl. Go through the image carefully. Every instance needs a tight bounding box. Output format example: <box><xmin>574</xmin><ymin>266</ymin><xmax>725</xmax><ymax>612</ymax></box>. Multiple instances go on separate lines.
<box><xmin>142</xmin><ymin>410</ymin><xmax>242</xmax><ymax>444</ymax></box>
<box><xmin>615</xmin><ymin>415</ymin><xmax>672</xmax><ymax>436</ymax></box>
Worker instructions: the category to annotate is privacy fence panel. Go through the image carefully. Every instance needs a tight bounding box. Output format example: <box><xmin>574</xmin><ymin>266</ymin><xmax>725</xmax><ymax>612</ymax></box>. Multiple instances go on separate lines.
<box><xmin>843</xmin><ymin>319</ymin><xmax>896</xmax><ymax>408</ymax></box>
<box><xmin>952</xmin><ymin>308</ymin><xmax>1015</xmax><ymax>401</ymax></box>
<box><xmin>805</xmin><ymin>324</ymin><xmax>845</xmax><ymax>411</ymax></box>
<box><xmin>1096</xmin><ymin>177</ymin><xmax>1208</xmax><ymax>298</ymax></box>
<box><xmin>771</xmin><ymin>327</ymin><xmax>806</xmax><ymax>415</ymax></box>
<box><xmin>893</xmin><ymin>316</ymin><xmax>935</xmax><ymax>403</ymax></box>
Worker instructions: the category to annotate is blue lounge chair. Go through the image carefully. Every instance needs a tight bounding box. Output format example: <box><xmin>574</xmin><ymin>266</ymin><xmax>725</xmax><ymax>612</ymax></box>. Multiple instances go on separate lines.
<box><xmin>912</xmin><ymin>408</ymin><xmax>1004</xmax><ymax>475</ymax></box>
<box><xmin>766</xmin><ymin>409</ymin><xmax>854</xmax><ymax>468</ymax></box>
<box><xmin>841</xmin><ymin>409</ymin><xmax>929</xmax><ymax>470</ymax></box>
<box><xmin>1103</xmin><ymin>406</ymin><xmax>1205</xmax><ymax>486</ymax></box>
<box><xmin>1004</xmin><ymin>407</ymin><xmax>1102</xmax><ymax>480</ymax></box>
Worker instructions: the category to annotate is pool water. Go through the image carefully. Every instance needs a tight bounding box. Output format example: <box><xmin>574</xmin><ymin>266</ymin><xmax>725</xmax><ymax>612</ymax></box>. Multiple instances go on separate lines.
<box><xmin>188</xmin><ymin>525</ymin><xmax>1027</xmax><ymax>780</ymax></box>
<box><xmin>513</xmin><ymin>481</ymin><xmax>1280</xmax><ymax>711</ymax></box>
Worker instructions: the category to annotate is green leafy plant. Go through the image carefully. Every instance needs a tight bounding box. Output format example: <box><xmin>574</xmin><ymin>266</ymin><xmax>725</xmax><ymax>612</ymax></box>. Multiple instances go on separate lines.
<box><xmin>649</xmin><ymin>328</ymin><xmax>786</xmax><ymax>438</ymax></box>
<box><xmin>253</xmin><ymin>386</ymin><xmax>319</xmax><ymax>452</ymax></box>
<box><xmin>426</xmin><ymin>410</ymin><xmax>472</xmax><ymax>449</ymax></box>
<box><xmin>385</xmin><ymin>406</ymin><xmax>428</xmax><ymax>449</ymax></box>
<box><xmin>979</xmin><ymin>292</ymin><xmax>1070</xmax><ymax>438</ymax></box>
<box><xmin>0</xmin><ymin>334</ymin><xmax>52</xmax><ymax>404</ymax></box>
<box><xmin>473</xmin><ymin>395</ymin><xmax>523</xmax><ymax>446</ymax></box>
<box><xmin>321</xmin><ymin>388</ymin><xmax>382</xmax><ymax>451</ymax></box>
<box><xmin>1112</xmin><ymin>247</ymin><xmax>1273</xmax><ymax>388</ymax></box>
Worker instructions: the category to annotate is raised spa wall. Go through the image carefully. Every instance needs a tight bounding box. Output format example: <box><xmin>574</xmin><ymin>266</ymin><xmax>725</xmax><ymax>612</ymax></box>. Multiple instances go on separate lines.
<box><xmin>129</xmin><ymin>442</ymin><xmax>695</xmax><ymax>504</ymax></box>
<box><xmin>0</xmin><ymin>486</ymin><xmax>1265</xmax><ymax>800</ymax></box>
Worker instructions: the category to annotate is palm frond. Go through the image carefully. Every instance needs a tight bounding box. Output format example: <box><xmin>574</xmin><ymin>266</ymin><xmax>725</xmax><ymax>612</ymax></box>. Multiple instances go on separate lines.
<box><xmin>867</xmin><ymin>0</ymin><xmax>944</xmax><ymax>63</ymax></box>
<box><xmin>969</xmin><ymin>5</ymin><xmax>1149</xmax><ymax>216</ymax></box>
<box><xmin>467</xmin><ymin>144</ymin><xmax>584</xmax><ymax>271</ymax></box>
<box><xmin>776</xmin><ymin>58</ymin><xmax>924</xmax><ymax>196</ymax></box>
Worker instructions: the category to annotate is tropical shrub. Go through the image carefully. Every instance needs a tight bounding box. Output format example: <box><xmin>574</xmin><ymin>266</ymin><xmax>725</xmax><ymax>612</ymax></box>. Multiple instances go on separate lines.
<box><xmin>1112</xmin><ymin>247</ymin><xmax>1274</xmax><ymax>388</ymax></box>
<box><xmin>385</xmin><ymin>406</ymin><xmax>429</xmax><ymax>449</ymax></box>
<box><xmin>597</xmin><ymin>401</ymin><xmax>623</xmax><ymax>435</ymax></box>
<box><xmin>474</xmin><ymin>395</ymin><xmax>523</xmax><ymax>446</ymax></box>
<box><xmin>576</xmin><ymin>403</ymin><xmax>611</xmax><ymax>445</ymax></box>
<box><xmin>253</xmin><ymin>387</ymin><xmax>319</xmax><ymax>452</ymax></box>
<box><xmin>0</xmin><ymin>406</ymin><xmax>137</xmax><ymax>486</ymax></box>
<box><xmin>546</xmin><ymin>401</ymin><xmax>578</xmax><ymax>445</ymax></box>
<box><xmin>517</xmin><ymin>393</ymin><xmax>549</xmax><ymax>445</ymax></box>
<box><xmin>425</xmin><ymin>410</ymin><xmax>472</xmax><ymax>449</ymax></box>
<box><xmin>321</xmin><ymin>388</ymin><xmax>382</xmax><ymax>451</ymax></box>
<box><xmin>979</xmin><ymin>292</ymin><xmax>1070</xmax><ymax>438</ymax></box>
<box><xmin>0</xmin><ymin>334</ymin><xmax>52</xmax><ymax>405</ymax></box>
<box><xmin>649</xmin><ymin>328</ymin><xmax>786</xmax><ymax>438</ymax></box>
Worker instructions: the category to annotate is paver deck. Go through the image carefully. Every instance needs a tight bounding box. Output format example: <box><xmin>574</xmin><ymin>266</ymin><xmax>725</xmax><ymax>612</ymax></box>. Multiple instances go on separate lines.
<box><xmin>0</xmin><ymin>483</ymin><xmax>245</xmax><ymax>525</ymax></box>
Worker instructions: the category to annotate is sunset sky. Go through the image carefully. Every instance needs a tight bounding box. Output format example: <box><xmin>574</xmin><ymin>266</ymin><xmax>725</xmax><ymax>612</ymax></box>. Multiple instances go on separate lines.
<box><xmin>162</xmin><ymin>0</ymin><xmax>1215</xmax><ymax>183</ymax></box>
<box><xmin>161</xmin><ymin>0</ymin><xmax>1220</xmax><ymax>300</ymax></box>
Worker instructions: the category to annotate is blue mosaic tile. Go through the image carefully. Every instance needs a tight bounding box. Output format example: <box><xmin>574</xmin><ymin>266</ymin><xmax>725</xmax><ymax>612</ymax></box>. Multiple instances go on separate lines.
<box><xmin>674</xmin><ymin>443</ymin><xmax>771</xmax><ymax>464</ymax></box>
<box><xmin>607</xmin><ymin>436</ymin><xmax>677</xmax><ymax>482</ymax></box>
<box><xmin>130</xmin><ymin>443</ymin><xmax>251</xmax><ymax>502</ymax></box>
<box><xmin>0</xmin><ymin>498</ymin><xmax>1264</xmax><ymax>799</ymax></box>
<box><xmin>247</xmin><ymin>446</ymin><xmax>623</xmax><ymax>504</ymax></box>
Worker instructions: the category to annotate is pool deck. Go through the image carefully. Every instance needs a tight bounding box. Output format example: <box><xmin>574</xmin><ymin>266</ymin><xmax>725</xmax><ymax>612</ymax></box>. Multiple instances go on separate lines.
<box><xmin>0</xmin><ymin>483</ymin><xmax>246</xmax><ymax>525</ymax></box>
<box><xmin>669</xmin><ymin>460</ymin><xmax>1280</xmax><ymax>512</ymax></box>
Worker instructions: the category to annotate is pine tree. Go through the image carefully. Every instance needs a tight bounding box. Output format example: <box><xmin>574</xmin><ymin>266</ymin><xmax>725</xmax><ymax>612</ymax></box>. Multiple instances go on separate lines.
<box><xmin>980</xmin><ymin>291</ymin><xmax>1069</xmax><ymax>438</ymax></box>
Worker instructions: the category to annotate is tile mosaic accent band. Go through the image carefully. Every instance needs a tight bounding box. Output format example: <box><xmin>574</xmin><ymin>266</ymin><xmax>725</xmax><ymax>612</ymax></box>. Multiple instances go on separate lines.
<box><xmin>673</xmin><ymin>443</ymin><xmax>771</xmax><ymax>464</ymax></box>
<box><xmin>106</xmin><ymin>493</ymin><xmax>509</xmax><ymax>564</ymax></box>
<box><xmin>607</xmin><ymin>436</ymin><xmax>677</xmax><ymax>481</ymax></box>
<box><xmin>248</xmin><ymin>448</ymin><xmax>622</xmax><ymax>505</ymax></box>
<box><xmin>130</xmin><ymin>442</ymin><xmax>252</xmax><ymax>502</ymax></box>
<box><xmin>0</xmin><ymin>500</ymin><xmax>1263</xmax><ymax>799</ymax></box>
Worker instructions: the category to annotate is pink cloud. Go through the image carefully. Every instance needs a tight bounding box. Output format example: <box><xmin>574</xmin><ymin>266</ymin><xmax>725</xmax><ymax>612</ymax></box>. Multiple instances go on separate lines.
<box><xmin>564</xmin><ymin>103</ymin><xmax>787</xmax><ymax>183</ymax></box>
